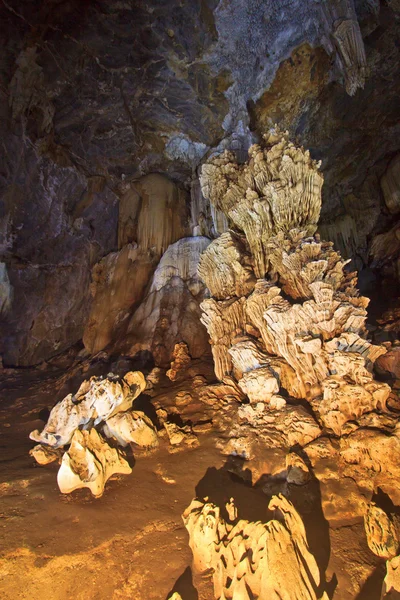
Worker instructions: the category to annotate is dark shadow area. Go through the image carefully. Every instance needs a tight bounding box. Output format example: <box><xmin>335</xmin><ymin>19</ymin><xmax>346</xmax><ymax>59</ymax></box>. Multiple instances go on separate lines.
<box><xmin>117</xmin><ymin>350</ymin><xmax>155</xmax><ymax>375</ymax></box>
<box><xmin>165</xmin><ymin>566</ymin><xmax>198</xmax><ymax>600</ymax></box>
<box><xmin>131</xmin><ymin>393</ymin><xmax>159</xmax><ymax>428</ymax></box>
<box><xmin>355</xmin><ymin>563</ymin><xmax>386</xmax><ymax>600</ymax></box>
<box><xmin>288</xmin><ymin>444</ymin><xmax>336</xmax><ymax>599</ymax></box>
<box><xmin>195</xmin><ymin>457</ymin><xmax>271</xmax><ymax>524</ymax></box>
<box><xmin>372</xmin><ymin>487</ymin><xmax>400</xmax><ymax>518</ymax></box>
<box><xmin>37</xmin><ymin>407</ymin><xmax>50</xmax><ymax>422</ymax></box>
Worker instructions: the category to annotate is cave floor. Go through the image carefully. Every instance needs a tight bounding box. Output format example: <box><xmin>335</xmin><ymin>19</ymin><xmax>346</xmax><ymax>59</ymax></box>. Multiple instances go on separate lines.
<box><xmin>0</xmin><ymin>365</ymin><xmax>385</xmax><ymax>600</ymax></box>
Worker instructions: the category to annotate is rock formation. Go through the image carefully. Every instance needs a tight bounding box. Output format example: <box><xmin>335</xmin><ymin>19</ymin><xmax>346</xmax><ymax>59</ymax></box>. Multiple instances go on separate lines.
<box><xmin>83</xmin><ymin>174</ymin><xmax>190</xmax><ymax>355</ymax></box>
<box><xmin>198</xmin><ymin>130</ymin><xmax>391</xmax><ymax>440</ymax></box>
<box><xmin>57</xmin><ymin>428</ymin><xmax>132</xmax><ymax>498</ymax></box>
<box><xmin>183</xmin><ymin>494</ymin><xmax>327</xmax><ymax>599</ymax></box>
<box><xmin>30</xmin><ymin>371</ymin><xmax>146</xmax><ymax>448</ymax></box>
<box><xmin>29</xmin><ymin>371</ymin><xmax>156</xmax><ymax>497</ymax></box>
<box><xmin>381</xmin><ymin>154</ymin><xmax>400</xmax><ymax>215</ymax></box>
<box><xmin>122</xmin><ymin>237</ymin><xmax>211</xmax><ymax>366</ymax></box>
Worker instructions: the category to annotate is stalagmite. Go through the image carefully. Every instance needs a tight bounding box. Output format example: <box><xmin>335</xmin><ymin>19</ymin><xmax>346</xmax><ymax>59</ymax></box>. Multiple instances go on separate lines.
<box><xmin>29</xmin><ymin>371</ymin><xmax>150</xmax><ymax>496</ymax></box>
<box><xmin>198</xmin><ymin>129</ymin><xmax>391</xmax><ymax>439</ymax></box>
<box><xmin>124</xmin><ymin>237</ymin><xmax>211</xmax><ymax>366</ymax></box>
<box><xmin>199</xmin><ymin>130</ymin><xmax>323</xmax><ymax>278</ymax></box>
<box><xmin>182</xmin><ymin>493</ymin><xmax>327</xmax><ymax>599</ymax></box>
<box><xmin>166</xmin><ymin>342</ymin><xmax>192</xmax><ymax>381</ymax></box>
<box><xmin>57</xmin><ymin>429</ymin><xmax>132</xmax><ymax>498</ymax></box>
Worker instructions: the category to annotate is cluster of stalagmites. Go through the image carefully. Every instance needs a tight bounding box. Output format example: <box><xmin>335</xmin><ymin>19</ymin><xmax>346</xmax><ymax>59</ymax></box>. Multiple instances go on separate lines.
<box><xmin>198</xmin><ymin>130</ymin><xmax>395</xmax><ymax>471</ymax></box>
<box><xmin>29</xmin><ymin>371</ymin><xmax>158</xmax><ymax>497</ymax></box>
<box><xmin>182</xmin><ymin>494</ymin><xmax>328</xmax><ymax>600</ymax></box>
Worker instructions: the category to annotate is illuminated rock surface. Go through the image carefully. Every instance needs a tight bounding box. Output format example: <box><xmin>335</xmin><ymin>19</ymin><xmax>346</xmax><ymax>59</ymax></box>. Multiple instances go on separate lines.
<box><xmin>1</xmin><ymin>0</ymin><xmax>400</xmax><ymax>597</ymax></box>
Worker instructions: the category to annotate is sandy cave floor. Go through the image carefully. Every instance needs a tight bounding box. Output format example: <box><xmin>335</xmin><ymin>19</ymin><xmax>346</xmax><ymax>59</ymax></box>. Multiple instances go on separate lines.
<box><xmin>0</xmin><ymin>362</ymin><xmax>388</xmax><ymax>600</ymax></box>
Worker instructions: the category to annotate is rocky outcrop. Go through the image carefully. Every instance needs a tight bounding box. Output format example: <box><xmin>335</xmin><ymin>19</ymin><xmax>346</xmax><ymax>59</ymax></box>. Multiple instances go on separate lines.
<box><xmin>364</xmin><ymin>504</ymin><xmax>400</xmax><ymax>560</ymax></box>
<box><xmin>195</xmin><ymin>132</ymin><xmax>400</xmax><ymax>522</ymax></box>
<box><xmin>30</xmin><ymin>371</ymin><xmax>146</xmax><ymax>448</ymax></box>
<box><xmin>0</xmin><ymin>137</ymin><xmax>119</xmax><ymax>365</ymax></box>
<box><xmin>199</xmin><ymin>130</ymin><xmax>323</xmax><ymax>278</ymax></box>
<box><xmin>183</xmin><ymin>494</ymin><xmax>327</xmax><ymax>599</ymax></box>
<box><xmin>364</xmin><ymin>504</ymin><xmax>400</xmax><ymax>599</ymax></box>
<box><xmin>83</xmin><ymin>244</ymin><xmax>156</xmax><ymax>355</ymax></box>
<box><xmin>103</xmin><ymin>411</ymin><xmax>158</xmax><ymax>449</ymax></box>
<box><xmin>1</xmin><ymin>0</ymin><xmax>399</xmax><ymax>369</ymax></box>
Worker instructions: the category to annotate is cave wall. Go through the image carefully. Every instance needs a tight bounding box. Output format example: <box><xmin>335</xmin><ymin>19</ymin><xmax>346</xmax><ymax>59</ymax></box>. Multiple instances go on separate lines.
<box><xmin>1</xmin><ymin>0</ymin><xmax>400</xmax><ymax>365</ymax></box>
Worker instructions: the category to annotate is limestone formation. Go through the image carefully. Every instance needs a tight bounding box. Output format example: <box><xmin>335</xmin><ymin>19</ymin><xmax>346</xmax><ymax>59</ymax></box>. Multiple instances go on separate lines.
<box><xmin>130</xmin><ymin>174</ymin><xmax>189</xmax><ymax>257</ymax></box>
<box><xmin>103</xmin><ymin>411</ymin><xmax>158</xmax><ymax>449</ymax></box>
<box><xmin>217</xmin><ymin>403</ymin><xmax>322</xmax><ymax>459</ymax></box>
<box><xmin>164</xmin><ymin>421</ymin><xmax>198</xmax><ymax>449</ymax></box>
<box><xmin>382</xmin><ymin>555</ymin><xmax>400</xmax><ymax>599</ymax></box>
<box><xmin>198</xmin><ymin>232</ymin><xmax>255</xmax><ymax>300</ymax></box>
<box><xmin>57</xmin><ymin>429</ymin><xmax>132</xmax><ymax>498</ymax></box>
<box><xmin>200</xmin><ymin>130</ymin><xmax>323</xmax><ymax>278</ymax></box>
<box><xmin>364</xmin><ymin>504</ymin><xmax>399</xmax><ymax>560</ymax></box>
<box><xmin>29</xmin><ymin>444</ymin><xmax>62</xmax><ymax>465</ymax></box>
<box><xmin>83</xmin><ymin>244</ymin><xmax>156</xmax><ymax>355</ymax></box>
<box><xmin>364</xmin><ymin>504</ymin><xmax>400</xmax><ymax>599</ymax></box>
<box><xmin>190</xmin><ymin>177</ymin><xmax>229</xmax><ymax>238</ymax></box>
<box><xmin>166</xmin><ymin>342</ymin><xmax>192</xmax><ymax>381</ymax></box>
<box><xmin>83</xmin><ymin>173</ymin><xmax>190</xmax><ymax>356</ymax></box>
<box><xmin>30</xmin><ymin>371</ymin><xmax>146</xmax><ymax>448</ymax></box>
<box><xmin>332</xmin><ymin>18</ymin><xmax>367</xmax><ymax>96</ymax></box>
<box><xmin>124</xmin><ymin>237</ymin><xmax>211</xmax><ymax>366</ymax></box>
<box><xmin>339</xmin><ymin>427</ymin><xmax>400</xmax><ymax>504</ymax></box>
<box><xmin>370</xmin><ymin>223</ymin><xmax>400</xmax><ymax>283</ymax></box>
<box><xmin>183</xmin><ymin>493</ymin><xmax>327</xmax><ymax>599</ymax></box>
<box><xmin>199</xmin><ymin>131</ymin><xmax>390</xmax><ymax>436</ymax></box>
<box><xmin>321</xmin><ymin>0</ymin><xmax>368</xmax><ymax>96</ymax></box>
<box><xmin>29</xmin><ymin>371</ymin><xmax>150</xmax><ymax>496</ymax></box>
<box><xmin>286</xmin><ymin>452</ymin><xmax>311</xmax><ymax>485</ymax></box>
